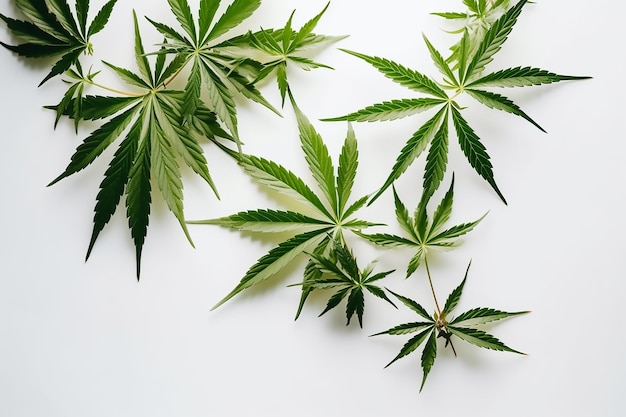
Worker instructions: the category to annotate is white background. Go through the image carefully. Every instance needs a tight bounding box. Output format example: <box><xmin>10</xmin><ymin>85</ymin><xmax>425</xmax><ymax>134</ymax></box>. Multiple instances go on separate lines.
<box><xmin>1</xmin><ymin>1</ymin><xmax>624</xmax><ymax>416</ymax></box>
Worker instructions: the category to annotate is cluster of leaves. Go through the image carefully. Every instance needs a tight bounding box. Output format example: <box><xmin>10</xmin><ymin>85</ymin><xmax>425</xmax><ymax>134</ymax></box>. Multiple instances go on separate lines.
<box><xmin>191</xmin><ymin>97</ymin><xmax>379</xmax><ymax>312</ymax></box>
<box><xmin>0</xmin><ymin>0</ymin><xmax>588</xmax><ymax>391</ymax></box>
<box><xmin>1</xmin><ymin>0</ymin><xmax>342</xmax><ymax>276</ymax></box>
<box><xmin>357</xmin><ymin>176</ymin><xmax>486</xmax><ymax>278</ymax></box>
<box><xmin>0</xmin><ymin>0</ymin><xmax>117</xmax><ymax>85</ymax></box>
<box><xmin>375</xmin><ymin>263</ymin><xmax>528</xmax><ymax>391</ymax></box>
<box><xmin>324</xmin><ymin>0</ymin><xmax>590</xmax><ymax>205</ymax></box>
<box><xmin>432</xmin><ymin>0</ymin><xmax>512</xmax><ymax>68</ymax></box>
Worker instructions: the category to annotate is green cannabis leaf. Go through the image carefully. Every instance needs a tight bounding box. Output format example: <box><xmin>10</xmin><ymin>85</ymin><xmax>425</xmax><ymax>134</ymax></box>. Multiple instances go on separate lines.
<box><xmin>50</xmin><ymin>60</ymin><xmax>99</xmax><ymax>132</ymax></box>
<box><xmin>432</xmin><ymin>0</ymin><xmax>513</xmax><ymax>69</ymax></box>
<box><xmin>374</xmin><ymin>262</ymin><xmax>528</xmax><ymax>391</ymax></box>
<box><xmin>146</xmin><ymin>0</ymin><xmax>279</xmax><ymax>140</ymax></box>
<box><xmin>0</xmin><ymin>0</ymin><xmax>117</xmax><ymax>85</ymax></box>
<box><xmin>191</xmin><ymin>96</ymin><xmax>380</xmax><ymax>310</ymax></box>
<box><xmin>323</xmin><ymin>0</ymin><xmax>589</xmax><ymax>204</ymax></box>
<box><xmin>223</xmin><ymin>2</ymin><xmax>346</xmax><ymax>107</ymax></box>
<box><xmin>293</xmin><ymin>237</ymin><xmax>395</xmax><ymax>327</ymax></box>
<box><xmin>48</xmin><ymin>11</ymin><xmax>233</xmax><ymax>278</ymax></box>
<box><xmin>357</xmin><ymin>176</ymin><xmax>486</xmax><ymax>278</ymax></box>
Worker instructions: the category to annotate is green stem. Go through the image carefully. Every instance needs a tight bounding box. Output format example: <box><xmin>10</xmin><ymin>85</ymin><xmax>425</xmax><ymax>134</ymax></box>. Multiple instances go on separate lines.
<box><xmin>423</xmin><ymin>255</ymin><xmax>442</xmax><ymax>317</ymax></box>
<box><xmin>86</xmin><ymin>79</ymin><xmax>143</xmax><ymax>97</ymax></box>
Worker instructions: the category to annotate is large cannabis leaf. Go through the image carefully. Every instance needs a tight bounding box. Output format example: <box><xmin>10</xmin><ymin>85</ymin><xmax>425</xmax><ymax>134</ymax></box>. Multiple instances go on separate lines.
<box><xmin>0</xmin><ymin>0</ymin><xmax>117</xmax><ymax>85</ymax></box>
<box><xmin>191</xmin><ymin>98</ymin><xmax>379</xmax><ymax>309</ymax></box>
<box><xmin>294</xmin><ymin>237</ymin><xmax>395</xmax><ymax>327</ymax></box>
<box><xmin>374</xmin><ymin>263</ymin><xmax>528</xmax><ymax>391</ymax></box>
<box><xmin>357</xmin><ymin>176</ymin><xmax>485</xmax><ymax>278</ymax></box>
<box><xmin>324</xmin><ymin>0</ymin><xmax>589</xmax><ymax>204</ymax></box>
<box><xmin>222</xmin><ymin>2</ymin><xmax>347</xmax><ymax>107</ymax></box>
<box><xmin>146</xmin><ymin>0</ymin><xmax>279</xmax><ymax>140</ymax></box>
<box><xmin>49</xmin><ymin>12</ymin><xmax>232</xmax><ymax>277</ymax></box>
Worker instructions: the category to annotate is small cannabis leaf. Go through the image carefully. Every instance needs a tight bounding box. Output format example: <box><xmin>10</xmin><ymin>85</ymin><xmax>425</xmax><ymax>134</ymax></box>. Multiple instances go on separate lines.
<box><xmin>191</xmin><ymin>96</ymin><xmax>380</xmax><ymax>309</ymax></box>
<box><xmin>48</xmin><ymin>60</ymin><xmax>99</xmax><ymax>132</ymax></box>
<box><xmin>228</xmin><ymin>2</ymin><xmax>347</xmax><ymax>107</ymax></box>
<box><xmin>48</xmin><ymin>11</ymin><xmax>232</xmax><ymax>278</ymax></box>
<box><xmin>358</xmin><ymin>176</ymin><xmax>485</xmax><ymax>278</ymax></box>
<box><xmin>323</xmin><ymin>0</ymin><xmax>589</xmax><ymax>204</ymax></box>
<box><xmin>294</xmin><ymin>237</ymin><xmax>395</xmax><ymax>327</ymax></box>
<box><xmin>147</xmin><ymin>0</ymin><xmax>279</xmax><ymax>139</ymax></box>
<box><xmin>374</xmin><ymin>262</ymin><xmax>528</xmax><ymax>391</ymax></box>
<box><xmin>432</xmin><ymin>0</ymin><xmax>512</xmax><ymax>69</ymax></box>
<box><xmin>0</xmin><ymin>0</ymin><xmax>117</xmax><ymax>85</ymax></box>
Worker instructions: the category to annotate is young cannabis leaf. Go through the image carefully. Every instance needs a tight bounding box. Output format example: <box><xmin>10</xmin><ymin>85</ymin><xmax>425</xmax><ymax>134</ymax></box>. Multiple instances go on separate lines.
<box><xmin>48</xmin><ymin>11</ymin><xmax>233</xmax><ymax>278</ymax></box>
<box><xmin>190</xmin><ymin>96</ymin><xmax>380</xmax><ymax>310</ymax></box>
<box><xmin>432</xmin><ymin>0</ymin><xmax>512</xmax><ymax>70</ymax></box>
<box><xmin>323</xmin><ymin>0</ymin><xmax>589</xmax><ymax>204</ymax></box>
<box><xmin>292</xmin><ymin>237</ymin><xmax>395</xmax><ymax>327</ymax></box>
<box><xmin>374</xmin><ymin>262</ymin><xmax>528</xmax><ymax>391</ymax></box>
<box><xmin>146</xmin><ymin>0</ymin><xmax>279</xmax><ymax>139</ymax></box>
<box><xmin>0</xmin><ymin>0</ymin><xmax>117</xmax><ymax>85</ymax></box>
<box><xmin>223</xmin><ymin>2</ymin><xmax>347</xmax><ymax>107</ymax></box>
<box><xmin>357</xmin><ymin>176</ymin><xmax>486</xmax><ymax>278</ymax></box>
<box><xmin>49</xmin><ymin>60</ymin><xmax>100</xmax><ymax>132</ymax></box>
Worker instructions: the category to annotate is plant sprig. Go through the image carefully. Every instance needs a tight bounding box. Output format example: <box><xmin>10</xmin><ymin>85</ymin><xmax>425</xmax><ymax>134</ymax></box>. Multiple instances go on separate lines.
<box><xmin>0</xmin><ymin>0</ymin><xmax>117</xmax><ymax>85</ymax></box>
<box><xmin>374</xmin><ymin>262</ymin><xmax>529</xmax><ymax>391</ymax></box>
<box><xmin>323</xmin><ymin>0</ymin><xmax>590</xmax><ymax>204</ymax></box>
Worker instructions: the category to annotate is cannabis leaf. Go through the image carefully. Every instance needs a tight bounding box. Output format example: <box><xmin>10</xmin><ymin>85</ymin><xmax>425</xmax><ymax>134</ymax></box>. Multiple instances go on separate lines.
<box><xmin>374</xmin><ymin>262</ymin><xmax>528</xmax><ymax>391</ymax></box>
<box><xmin>293</xmin><ymin>237</ymin><xmax>395</xmax><ymax>327</ymax></box>
<box><xmin>191</xmin><ymin>95</ymin><xmax>380</xmax><ymax>310</ymax></box>
<box><xmin>323</xmin><ymin>0</ymin><xmax>589</xmax><ymax>204</ymax></box>
<box><xmin>48</xmin><ymin>11</ymin><xmax>233</xmax><ymax>278</ymax></box>
<box><xmin>357</xmin><ymin>176</ymin><xmax>485</xmax><ymax>278</ymax></box>
<box><xmin>0</xmin><ymin>0</ymin><xmax>117</xmax><ymax>85</ymax></box>
<box><xmin>432</xmin><ymin>0</ymin><xmax>513</xmax><ymax>69</ymax></box>
<box><xmin>222</xmin><ymin>2</ymin><xmax>346</xmax><ymax>107</ymax></box>
<box><xmin>48</xmin><ymin>60</ymin><xmax>99</xmax><ymax>132</ymax></box>
<box><xmin>146</xmin><ymin>0</ymin><xmax>279</xmax><ymax>139</ymax></box>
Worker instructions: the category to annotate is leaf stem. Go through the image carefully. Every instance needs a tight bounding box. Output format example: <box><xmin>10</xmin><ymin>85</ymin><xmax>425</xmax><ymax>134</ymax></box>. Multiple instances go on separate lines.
<box><xmin>86</xmin><ymin>79</ymin><xmax>143</xmax><ymax>97</ymax></box>
<box><xmin>423</xmin><ymin>255</ymin><xmax>442</xmax><ymax>317</ymax></box>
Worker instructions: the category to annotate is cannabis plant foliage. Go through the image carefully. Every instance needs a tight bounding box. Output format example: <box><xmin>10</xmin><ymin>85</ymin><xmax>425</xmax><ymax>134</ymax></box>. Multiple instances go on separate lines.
<box><xmin>146</xmin><ymin>0</ymin><xmax>279</xmax><ymax>140</ymax></box>
<box><xmin>324</xmin><ymin>0</ymin><xmax>589</xmax><ymax>204</ymax></box>
<box><xmin>295</xmin><ymin>237</ymin><xmax>395</xmax><ymax>327</ymax></box>
<box><xmin>432</xmin><ymin>0</ymin><xmax>512</xmax><ymax>69</ymax></box>
<box><xmin>192</xmin><ymin>99</ymin><xmax>379</xmax><ymax>310</ymax></box>
<box><xmin>0</xmin><ymin>0</ymin><xmax>117</xmax><ymax>85</ymax></box>
<box><xmin>374</xmin><ymin>263</ymin><xmax>528</xmax><ymax>391</ymax></box>
<box><xmin>223</xmin><ymin>2</ymin><xmax>346</xmax><ymax>107</ymax></box>
<box><xmin>49</xmin><ymin>12</ymin><xmax>232</xmax><ymax>277</ymax></box>
<box><xmin>358</xmin><ymin>176</ymin><xmax>485</xmax><ymax>278</ymax></box>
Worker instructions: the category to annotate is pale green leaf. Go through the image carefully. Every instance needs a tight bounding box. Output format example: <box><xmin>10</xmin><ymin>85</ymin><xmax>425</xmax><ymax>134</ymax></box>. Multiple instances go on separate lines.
<box><xmin>207</xmin><ymin>0</ymin><xmax>261</xmax><ymax>42</ymax></box>
<box><xmin>212</xmin><ymin>228</ymin><xmax>330</xmax><ymax>309</ymax></box>
<box><xmin>337</xmin><ymin>123</ymin><xmax>358</xmax><ymax>216</ymax></box>
<box><xmin>451</xmin><ymin>308</ymin><xmax>529</xmax><ymax>327</ymax></box>
<box><xmin>464</xmin><ymin>0</ymin><xmax>527</xmax><ymax>80</ymax></box>
<box><xmin>322</xmin><ymin>98</ymin><xmax>446</xmax><ymax>122</ymax></box>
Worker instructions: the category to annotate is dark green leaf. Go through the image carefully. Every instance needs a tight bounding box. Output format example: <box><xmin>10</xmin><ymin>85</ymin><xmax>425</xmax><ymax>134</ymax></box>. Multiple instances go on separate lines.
<box><xmin>451</xmin><ymin>106</ymin><xmax>506</xmax><ymax>204</ymax></box>
<box><xmin>465</xmin><ymin>88</ymin><xmax>545</xmax><ymax>132</ymax></box>
<box><xmin>420</xmin><ymin>330</ymin><xmax>438</xmax><ymax>391</ymax></box>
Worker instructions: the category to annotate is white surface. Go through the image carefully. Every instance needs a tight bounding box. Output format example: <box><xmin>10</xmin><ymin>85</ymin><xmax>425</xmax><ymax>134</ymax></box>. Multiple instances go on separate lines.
<box><xmin>0</xmin><ymin>1</ymin><xmax>624</xmax><ymax>416</ymax></box>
